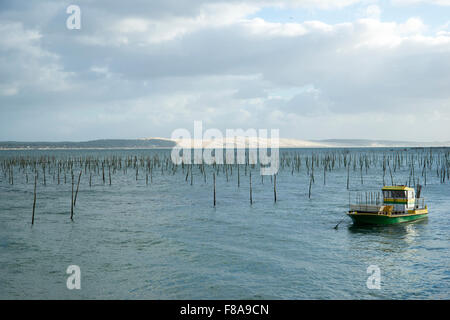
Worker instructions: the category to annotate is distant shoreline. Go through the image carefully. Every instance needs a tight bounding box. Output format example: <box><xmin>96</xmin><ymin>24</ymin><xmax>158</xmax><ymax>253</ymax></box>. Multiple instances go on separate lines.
<box><xmin>0</xmin><ymin>147</ymin><xmax>176</xmax><ymax>151</ymax></box>
<box><xmin>1</xmin><ymin>146</ymin><xmax>449</xmax><ymax>151</ymax></box>
<box><xmin>0</xmin><ymin>138</ymin><xmax>449</xmax><ymax>151</ymax></box>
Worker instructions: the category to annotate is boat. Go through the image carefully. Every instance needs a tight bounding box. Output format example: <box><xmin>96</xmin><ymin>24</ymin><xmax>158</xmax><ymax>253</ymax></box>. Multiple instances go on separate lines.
<box><xmin>347</xmin><ymin>185</ymin><xmax>428</xmax><ymax>225</ymax></box>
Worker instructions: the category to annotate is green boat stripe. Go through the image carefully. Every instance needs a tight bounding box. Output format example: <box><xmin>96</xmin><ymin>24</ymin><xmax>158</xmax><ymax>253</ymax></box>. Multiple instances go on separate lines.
<box><xmin>347</xmin><ymin>213</ymin><xmax>428</xmax><ymax>225</ymax></box>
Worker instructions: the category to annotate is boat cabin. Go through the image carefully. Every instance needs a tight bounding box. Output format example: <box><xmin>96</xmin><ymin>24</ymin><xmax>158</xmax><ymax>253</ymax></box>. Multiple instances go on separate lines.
<box><xmin>382</xmin><ymin>186</ymin><xmax>415</xmax><ymax>212</ymax></box>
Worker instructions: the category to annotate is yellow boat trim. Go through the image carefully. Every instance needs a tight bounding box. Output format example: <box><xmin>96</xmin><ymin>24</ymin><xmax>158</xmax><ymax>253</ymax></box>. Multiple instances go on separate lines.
<box><xmin>382</xmin><ymin>185</ymin><xmax>415</xmax><ymax>191</ymax></box>
<box><xmin>349</xmin><ymin>208</ymin><xmax>428</xmax><ymax>217</ymax></box>
<box><xmin>384</xmin><ymin>198</ymin><xmax>415</xmax><ymax>204</ymax></box>
<box><xmin>407</xmin><ymin>208</ymin><xmax>428</xmax><ymax>215</ymax></box>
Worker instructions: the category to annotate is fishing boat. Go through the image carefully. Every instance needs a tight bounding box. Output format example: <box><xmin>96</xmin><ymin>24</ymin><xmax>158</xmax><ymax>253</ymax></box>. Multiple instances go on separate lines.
<box><xmin>347</xmin><ymin>185</ymin><xmax>428</xmax><ymax>225</ymax></box>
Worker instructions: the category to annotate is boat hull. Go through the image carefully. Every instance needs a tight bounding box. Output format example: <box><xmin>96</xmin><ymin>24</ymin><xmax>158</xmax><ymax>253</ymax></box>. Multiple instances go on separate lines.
<box><xmin>347</xmin><ymin>211</ymin><xmax>428</xmax><ymax>225</ymax></box>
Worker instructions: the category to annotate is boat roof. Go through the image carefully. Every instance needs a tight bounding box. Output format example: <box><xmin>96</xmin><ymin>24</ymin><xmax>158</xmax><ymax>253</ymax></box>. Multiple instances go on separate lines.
<box><xmin>382</xmin><ymin>185</ymin><xmax>415</xmax><ymax>191</ymax></box>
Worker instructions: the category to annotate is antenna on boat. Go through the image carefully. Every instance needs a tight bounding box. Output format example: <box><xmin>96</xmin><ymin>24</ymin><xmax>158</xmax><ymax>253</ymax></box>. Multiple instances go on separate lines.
<box><xmin>416</xmin><ymin>184</ymin><xmax>422</xmax><ymax>199</ymax></box>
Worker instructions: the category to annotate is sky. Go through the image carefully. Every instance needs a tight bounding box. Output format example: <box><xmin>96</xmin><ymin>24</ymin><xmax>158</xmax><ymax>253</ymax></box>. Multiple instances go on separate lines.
<box><xmin>0</xmin><ymin>0</ymin><xmax>450</xmax><ymax>142</ymax></box>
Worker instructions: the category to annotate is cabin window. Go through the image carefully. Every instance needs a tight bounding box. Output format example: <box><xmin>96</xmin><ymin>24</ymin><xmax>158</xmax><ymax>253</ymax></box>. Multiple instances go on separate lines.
<box><xmin>391</xmin><ymin>190</ymin><xmax>406</xmax><ymax>198</ymax></box>
<box><xmin>383</xmin><ymin>190</ymin><xmax>406</xmax><ymax>198</ymax></box>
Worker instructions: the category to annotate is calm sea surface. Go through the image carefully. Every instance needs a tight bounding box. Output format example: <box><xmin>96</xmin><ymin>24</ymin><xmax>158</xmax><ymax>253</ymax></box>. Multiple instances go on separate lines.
<box><xmin>0</xmin><ymin>148</ymin><xmax>449</xmax><ymax>299</ymax></box>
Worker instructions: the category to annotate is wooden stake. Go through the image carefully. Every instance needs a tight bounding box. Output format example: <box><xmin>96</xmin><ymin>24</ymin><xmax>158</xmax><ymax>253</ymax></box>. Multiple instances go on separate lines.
<box><xmin>213</xmin><ymin>172</ymin><xmax>216</xmax><ymax>207</ymax></box>
<box><xmin>308</xmin><ymin>174</ymin><xmax>312</xmax><ymax>199</ymax></box>
<box><xmin>250</xmin><ymin>171</ymin><xmax>253</xmax><ymax>205</ymax></box>
<box><xmin>31</xmin><ymin>174</ymin><xmax>37</xmax><ymax>225</ymax></box>
<box><xmin>70</xmin><ymin>172</ymin><xmax>74</xmax><ymax>221</ymax></box>
<box><xmin>74</xmin><ymin>171</ymin><xmax>82</xmax><ymax>207</ymax></box>
<box><xmin>346</xmin><ymin>164</ymin><xmax>350</xmax><ymax>190</ymax></box>
<box><xmin>274</xmin><ymin>174</ymin><xmax>277</xmax><ymax>203</ymax></box>
<box><xmin>237</xmin><ymin>165</ymin><xmax>240</xmax><ymax>188</ymax></box>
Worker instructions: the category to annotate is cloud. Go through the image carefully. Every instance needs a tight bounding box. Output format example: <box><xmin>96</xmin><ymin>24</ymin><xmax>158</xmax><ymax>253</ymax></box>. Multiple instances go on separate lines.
<box><xmin>365</xmin><ymin>5</ymin><xmax>382</xmax><ymax>19</ymax></box>
<box><xmin>0</xmin><ymin>22</ymin><xmax>73</xmax><ymax>97</ymax></box>
<box><xmin>1</xmin><ymin>0</ymin><xmax>450</xmax><ymax>141</ymax></box>
<box><xmin>391</xmin><ymin>0</ymin><xmax>450</xmax><ymax>5</ymax></box>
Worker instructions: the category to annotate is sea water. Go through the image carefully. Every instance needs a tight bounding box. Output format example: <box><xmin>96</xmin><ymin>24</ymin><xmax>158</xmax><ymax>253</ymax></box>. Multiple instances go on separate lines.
<box><xmin>0</xmin><ymin>148</ymin><xmax>448</xmax><ymax>299</ymax></box>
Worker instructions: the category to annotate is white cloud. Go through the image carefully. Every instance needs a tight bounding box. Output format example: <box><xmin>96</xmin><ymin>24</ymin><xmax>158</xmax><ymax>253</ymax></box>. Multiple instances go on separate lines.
<box><xmin>391</xmin><ymin>0</ymin><xmax>450</xmax><ymax>5</ymax></box>
<box><xmin>1</xmin><ymin>1</ymin><xmax>450</xmax><ymax>141</ymax></box>
<box><xmin>0</xmin><ymin>22</ymin><xmax>43</xmax><ymax>57</ymax></box>
<box><xmin>365</xmin><ymin>5</ymin><xmax>381</xmax><ymax>19</ymax></box>
<box><xmin>0</xmin><ymin>84</ymin><xmax>19</xmax><ymax>96</ymax></box>
<box><xmin>85</xmin><ymin>2</ymin><xmax>260</xmax><ymax>46</ymax></box>
<box><xmin>0</xmin><ymin>22</ymin><xmax>73</xmax><ymax>97</ymax></box>
<box><xmin>242</xmin><ymin>18</ymin><xmax>308</xmax><ymax>37</ymax></box>
<box><xmin>269</xmin><ymin>0</ymin><xmax>363</xmax><ymax>9</ymax></box>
